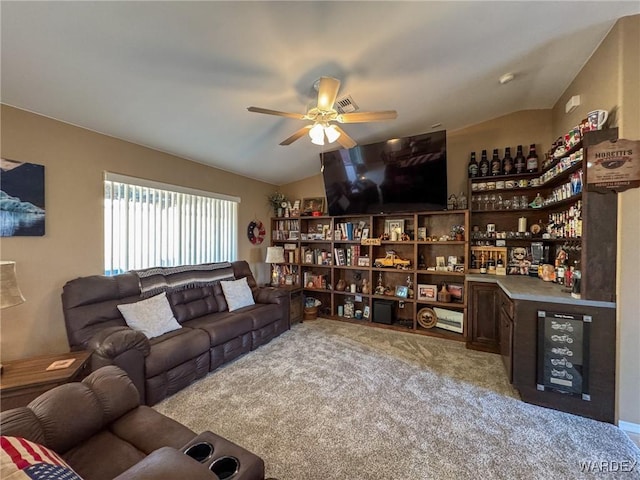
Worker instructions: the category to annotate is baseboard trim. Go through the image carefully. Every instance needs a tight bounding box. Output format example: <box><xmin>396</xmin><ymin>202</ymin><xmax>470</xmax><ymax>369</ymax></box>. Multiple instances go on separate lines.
<box><xmin>618</xmin><ymin>420</ymin><xmax>640</xmax><ymax>435</ymax></box>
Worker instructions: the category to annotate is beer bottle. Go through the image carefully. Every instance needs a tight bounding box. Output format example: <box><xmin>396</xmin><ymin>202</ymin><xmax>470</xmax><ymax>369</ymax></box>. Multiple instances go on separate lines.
<box><xmin>514</xmin><ymin>145</ymin><xmax>526</xmax><ymax>174</ymax></box>
<box><xmin>526</xmin><ymin>144</ymin><xmax>539</xmax><ymax>173</ymax></box>
<box><xmin>468</xmin><ymin>152</ymin><xmax>479</xmax><ymax>178</ymax></box>
<box><xmin>490</xmin><ymin>149</ymin><xmax>501</xmax><ymax>176</ymax></box>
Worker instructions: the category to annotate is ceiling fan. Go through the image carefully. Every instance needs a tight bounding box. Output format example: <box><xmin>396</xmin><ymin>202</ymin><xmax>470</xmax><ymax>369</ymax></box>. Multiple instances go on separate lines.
<box><xmin>247</xmin><ymin>76</ymin><xmax>397</xmax><ymax>148</ymax></box>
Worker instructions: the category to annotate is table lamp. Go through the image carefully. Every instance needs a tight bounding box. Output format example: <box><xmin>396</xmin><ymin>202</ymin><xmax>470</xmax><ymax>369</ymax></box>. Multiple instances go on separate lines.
<box><xmin>1</xmin><ymin>261</ymin><xmax>25</xmax><ymax>309</ymax></box>
<box><xmin>1</xmin><ymin>261</ymin><xmax>25</xmax><ymax>374</ymax></box>
<box><xmin>265</xmin><ymin>246</ymin><xmax>285</xmax><ymax>287</ymax></box>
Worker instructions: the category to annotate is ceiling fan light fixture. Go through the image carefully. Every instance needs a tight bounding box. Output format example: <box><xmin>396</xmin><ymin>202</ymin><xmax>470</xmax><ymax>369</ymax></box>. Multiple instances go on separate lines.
<box><xmin>325</xmin><ymin>124</ymin><xmax>341</xmax><ymax>143</ymax></box>
<box><xmin>309</xmin><ymin>123</ymin><xmax>325</xmax><ymax>145</ymax></box>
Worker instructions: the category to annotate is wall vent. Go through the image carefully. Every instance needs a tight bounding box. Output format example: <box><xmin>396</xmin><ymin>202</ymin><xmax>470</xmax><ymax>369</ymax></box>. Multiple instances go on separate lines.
<box><xmin>335</xmin><ymin>95</ymin><xmax>359</xmax><ymax>114</ymax></box>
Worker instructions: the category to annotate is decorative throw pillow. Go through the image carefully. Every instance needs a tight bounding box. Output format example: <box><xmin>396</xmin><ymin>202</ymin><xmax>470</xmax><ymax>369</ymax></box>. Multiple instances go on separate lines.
<box><xmin>220</xmin><ymin>277</ymin><xmax>255</xmax><ymax>312</ymax></box>
<box><xmin>1</xmin><ymin>436</ymin><xmax>83</xmax><ymax>480</ymax></box>
<box><xmin>117</xmin><ymin>293</ymin><xmax>182</xmax><ymax>339</ymax></box>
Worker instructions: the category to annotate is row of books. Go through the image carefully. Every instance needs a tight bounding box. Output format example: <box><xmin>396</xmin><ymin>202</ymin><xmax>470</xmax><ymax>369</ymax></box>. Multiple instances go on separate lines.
<box><xmin>335</xmin><ymin>221</ymin><xmax>368</xmax><ymax>241</ymax></box>
<box><xmin>334</xmin><ymin>245</ymin><xmax>362</xmax><ymax>266</ymax></box>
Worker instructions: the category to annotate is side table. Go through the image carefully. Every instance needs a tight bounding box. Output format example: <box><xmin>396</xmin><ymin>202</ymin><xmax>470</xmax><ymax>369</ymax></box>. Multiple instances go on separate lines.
<box><xmin>273</xmin><ymin>285</ymin><xmax>303</xmax><ymax>325</ymax></box>
<box><xmin>0</xmin><ymin>350</ymin><xmax>92</xmax><ymax>411</ymax></box>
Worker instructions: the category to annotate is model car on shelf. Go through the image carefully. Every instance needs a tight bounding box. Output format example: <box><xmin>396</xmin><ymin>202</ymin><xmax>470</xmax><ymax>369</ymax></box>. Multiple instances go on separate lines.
<box><xmin>373</xmin><ymin>250</ymin><xmax>411</xmax><ymax>269</ymax></box>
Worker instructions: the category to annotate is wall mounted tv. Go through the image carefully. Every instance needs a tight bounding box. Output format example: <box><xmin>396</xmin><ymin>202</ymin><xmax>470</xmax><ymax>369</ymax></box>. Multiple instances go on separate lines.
<box><xmin>321</xmin><ymin>130</ymin><xmax>447</xmax><ymax>216</ymax></box>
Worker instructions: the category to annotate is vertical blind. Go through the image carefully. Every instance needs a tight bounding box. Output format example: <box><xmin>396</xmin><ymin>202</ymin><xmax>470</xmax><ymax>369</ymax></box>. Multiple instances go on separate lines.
<box><xmin>104</xmin><ymin>173</ymin><xmax>239</xmax><ymax>275</ymax></box>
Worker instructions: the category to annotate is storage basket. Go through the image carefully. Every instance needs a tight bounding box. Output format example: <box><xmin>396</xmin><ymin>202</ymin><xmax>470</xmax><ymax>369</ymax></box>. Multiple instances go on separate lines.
<box><xmin>303</xmin><ymin>306</ymin><xmax>318</xmax><ymax>320</ymax></box>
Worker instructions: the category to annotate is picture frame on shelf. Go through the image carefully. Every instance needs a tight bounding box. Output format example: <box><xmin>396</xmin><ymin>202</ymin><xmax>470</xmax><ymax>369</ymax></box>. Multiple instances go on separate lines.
<box><xmin>357</xmin><ymin>257</ymin><xmax>370</xmax><ymax>267</ymax></box>
<box><xmin>395</xmin><ymin>285</ymin><xmax>409</xmax><ymax>298</ymax></box>
<box><xmin>417</xmin><ymin>284</ymin><xmax>437</xmax><ymax>301</ymax></box>
<box><xmin>446</xmin><ymin>283</ymin><xmax>464</xmax><ymax>303</ymax></box>
<box><xmin>384</xmin><ymin>219</ymin><xmax>405</xmax><ymax>235</ymax></box>
<box><xmin>288</xmin><ymin>231</ymin><xmax>299</xmax><ymax>240</ymax></box>
<box><xmin>361</xmin><ymin>228</ymin><xmax>370</xmax><ymax>240</ymax></box>
<box><xmin>417</xmin><ymin>227</ymin><xmax>427</xmax><ymax>241</ymax></box>
<box><xmin>363</xmin><ymin>305</ymin><xmax>370</xmax><ymax>319</ymax></box>
<box><xmin>302</xmin><ymin>197</ymin><xmax>325</xmax><ymax>216</ymax></box>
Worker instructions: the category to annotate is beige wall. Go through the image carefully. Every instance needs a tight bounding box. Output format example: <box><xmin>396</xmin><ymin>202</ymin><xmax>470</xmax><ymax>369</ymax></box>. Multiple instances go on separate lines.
<box><xmin>551</xmin><ymin>15</ymin><xmax>640</xmax><ymax>426</ymax></box>
<box><xmin>0</xmin><ymin>105</ymin><xmax>277</xmax><ymax>361</ymax></box>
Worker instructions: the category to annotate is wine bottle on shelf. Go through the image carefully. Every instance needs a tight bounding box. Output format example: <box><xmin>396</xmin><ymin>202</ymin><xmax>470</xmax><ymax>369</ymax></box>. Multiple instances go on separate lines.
<box><xmin>502</xmin><ymin>147</ymin><xmax>513</xmax><ymax>175</ymax></box>
<box><xmin>487</xmin><ymin>252</ymin><xmax>496</xmax><ymax>273</ymax></box>
<box><xmin>479</xmin><ymin>150</ymin><xmax>490</xmax><ymax>177</ymax></box>
<box><xmin>496</xmin><ymin>254</ymin><xmax>504</xmax><ymax>268</ymax></box>
<box><xmin>526</xmin><ymin>144</ymin><xmax>539</xmax><ymax>173</ymax></box>
<box><xmin>490</xmin><ymin>149</ymin><xmax>501</xmax><ymax>176</ymax></box>
<box><xmin>514</xmin><ymin>145</ymin><xmax>526</xmax><ymax>174</ymax></box>
<box><xmin>479</xmin><ymin>252</ymin><xmax>487</xmax><ymax>274</ymax></box>
<box><xmin>468</xmin><ymin>152</ymin><xmax>479</xmax><ymax>178</ymax></box>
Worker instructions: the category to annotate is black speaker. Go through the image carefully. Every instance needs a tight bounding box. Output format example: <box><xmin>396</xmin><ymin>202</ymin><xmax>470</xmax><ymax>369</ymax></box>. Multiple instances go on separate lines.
<box><xmin>372</xmin><ymin>299</ymin><xmax>395</xmax><ymax>325</ymax></box>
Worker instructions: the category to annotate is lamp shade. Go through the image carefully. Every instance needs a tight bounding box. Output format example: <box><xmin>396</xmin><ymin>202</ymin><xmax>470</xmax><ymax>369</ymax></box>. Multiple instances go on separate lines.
<box><xmin>1</xmin><ymin>261</ymin><xmax>25</xmax><ymax>309</ymax></box>
<box><xmin>265</xmin><ymin>246</ymin><xmax>285</xmax><ymax>264</ymax></box>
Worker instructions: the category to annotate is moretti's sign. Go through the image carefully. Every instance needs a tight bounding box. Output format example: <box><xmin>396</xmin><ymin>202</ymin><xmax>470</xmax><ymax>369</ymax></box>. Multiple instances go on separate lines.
<box><xmin>587</xmin><ymin>138</ymin><xmax>639</xmax><ymax>191</ymax></box>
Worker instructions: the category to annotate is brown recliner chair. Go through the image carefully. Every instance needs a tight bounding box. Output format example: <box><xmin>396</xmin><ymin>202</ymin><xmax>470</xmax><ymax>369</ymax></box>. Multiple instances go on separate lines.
<box><xmin>0</xmin><ymin>366</ymin><xmax>265</xmax><ymax>480</ymax></box>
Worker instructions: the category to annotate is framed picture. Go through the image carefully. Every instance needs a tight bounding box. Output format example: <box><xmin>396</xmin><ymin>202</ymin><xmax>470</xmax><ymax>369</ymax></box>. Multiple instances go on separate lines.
<box><xmin>288</xmin><ymin>231</ymin><xmax>299</xmax><ymax>240</ymax></box>
<box><xmin>1</xmin><ymin>158</ymin><xmax>45</xmax><ymax>236</ymax></box>
<box><xmin>363</xmin><ymin>305</ymin><xmax>370</xmax><ymax>319</ymax></box>
<box><xmin>395</xmin><ymin>285</ymin><xmax>409</xmax><ymax>298</ymax></box>
<box><xmin>361</xmin><ymin>228</ymin><xmax>370</xmax><ymax>240</ymax></box>
<box><xmin>357</xmin><ymin>257</ymin><xmax>370</xmax><ymax>267</ymax></box>
<box><xmin>417</xmin><ymin>227</ymin><xmax>427</xmax><ymax>241</ymax></box>
<box><xmin>384</xmin><ymin>219</ymin><xmax>405</xmax><ymax>235</ymax></box>
<box><xmin>302</xmin><ymin>197</ymin><xmax>325</xmax><ymax>215</ymax></box>
<box><xmin>417</xmin><ymin>284</ymin><xmax>437</xmax><ymax>301</ymax></box>
<box><xmin>447</xmin><ymin>283</ymin><xmax>464</xmax><ymax>303</ymax></box>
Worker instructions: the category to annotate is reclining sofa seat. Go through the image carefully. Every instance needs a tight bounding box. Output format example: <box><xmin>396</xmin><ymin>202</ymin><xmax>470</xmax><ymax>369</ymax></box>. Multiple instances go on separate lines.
<box><xmin>61</xmin><ymin>260</ymin><xmax>289</xmax><ymax>405</ymax></box>
<box><xmin>0</xmin><ymin>366</ymin><xmax>265</xmax><ymax>480</ymax></box>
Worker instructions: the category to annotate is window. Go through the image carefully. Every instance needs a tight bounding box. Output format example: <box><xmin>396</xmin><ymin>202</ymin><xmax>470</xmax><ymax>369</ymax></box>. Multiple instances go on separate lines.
<box><xmin>104</xmin><ymin>172</ymin><xmax>239</xmax><ymax>275</ymax></box>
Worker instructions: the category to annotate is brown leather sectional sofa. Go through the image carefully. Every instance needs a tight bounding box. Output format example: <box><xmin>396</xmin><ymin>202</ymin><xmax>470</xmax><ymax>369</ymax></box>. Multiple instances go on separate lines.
<box><xmin>61</xmin><ymin>261</ymin><xmax>289</xmax><ymax>405</ymax></box>
<box><xmin>0</xmin><ymin>366</ymin><xmax>265</xmax><ymax>480</ymax></box>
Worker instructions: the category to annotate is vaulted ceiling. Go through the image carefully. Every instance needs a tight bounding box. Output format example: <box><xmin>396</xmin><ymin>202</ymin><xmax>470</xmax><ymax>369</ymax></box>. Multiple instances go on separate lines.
<box><xmin>2</xmin><ymin>2</ymin><xmax>638</xmax><ymax>185</ymax></box>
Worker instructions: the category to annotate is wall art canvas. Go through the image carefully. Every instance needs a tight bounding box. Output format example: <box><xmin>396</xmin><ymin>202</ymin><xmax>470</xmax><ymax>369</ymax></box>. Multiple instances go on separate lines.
<box><xmin>0</xmin><ymin>158</ymin><xmax>45</xmax><ymax>236</ymax></box>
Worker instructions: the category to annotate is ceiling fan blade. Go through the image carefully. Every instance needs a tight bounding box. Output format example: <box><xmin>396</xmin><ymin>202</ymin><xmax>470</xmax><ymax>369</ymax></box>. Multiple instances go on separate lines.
<box><xmin>337</xmin><ymin>110</ymin><xmax>398</xmax><ymax>123</ymax></box>
<box><xmin>317</xmin><ymin>77</ymin><xmax>341</xmax><ymax>112</ymax></box>
<box><xmin>247</xmin><ymin>106</ymin><xmax>306</xmax><ymax>120</ymax></box>
<box><xmin>333</xmin><ymin>125</ymin><xmax>357</xmax><ymax>149</ymax></box>
<box><xmin>280</xmin><ymin>125</ymin><xmax>312</xmax><ymax>146</ymax></box>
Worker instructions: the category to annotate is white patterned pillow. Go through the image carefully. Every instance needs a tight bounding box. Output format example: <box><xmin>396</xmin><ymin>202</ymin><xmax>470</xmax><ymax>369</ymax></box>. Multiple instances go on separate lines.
<box><xmin>220</xmin><ymin>277</ymin><xmax>255</xmax><ymax>312</ymax></box>
<box><xmin>117</xmin><ymin>293</ymin><xmax>182</xmax><ymax>339</ymax></box>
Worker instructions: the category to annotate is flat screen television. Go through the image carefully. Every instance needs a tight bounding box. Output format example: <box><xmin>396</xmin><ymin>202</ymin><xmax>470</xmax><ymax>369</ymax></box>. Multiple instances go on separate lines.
<box><xmin>321</xmin><ymin>130</ymin><xmax>447</xmax><ymax>216</ymax></box>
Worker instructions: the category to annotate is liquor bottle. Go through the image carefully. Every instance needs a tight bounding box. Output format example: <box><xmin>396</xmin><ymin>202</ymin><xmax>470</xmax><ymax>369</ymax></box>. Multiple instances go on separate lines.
<box><xmin>502</xmin><ymin>147</ymin><xmax>513</xmax><ymax>175</ymax></box>
<box><xmin>496</xmin><ymin>254</ymin><xmax>504</xmax><ymax>268</ymax></box>
<box><xmin>526</xmin><ymin>144</ymin><xmax>539</xmax><ymax>173</ymax></box>
<box><xmin>479</xmin><ymin>252</ymin><xmax>487</xmax><ymax>274</ymax></box>
<box><xmin>514</xmin><ymin>145</ymin><xmax>526</xmax><ymax>174</ymax></box>
<box><xmin>468</xmin><ymin>152</ymin><xmax>479</xmax><ymax>178</ymax></box>
<box><xmin>479</xmin><ymin>150</ymin><xmax>490</xmax><ymax>177</ymax></box>
<box><xmin>487</xmin><ymin>252</ymin><xmax>496</xmax><ymax>273</ymax></box>
<box><xmin>471</xmin><ymin>252</ymin><xmax>478</xmax><ymax>270</ymax></box>
<box><xmin>490</xmin><ymin>149</ymin><xmax>501</xmax><ymax>176</ymax></box>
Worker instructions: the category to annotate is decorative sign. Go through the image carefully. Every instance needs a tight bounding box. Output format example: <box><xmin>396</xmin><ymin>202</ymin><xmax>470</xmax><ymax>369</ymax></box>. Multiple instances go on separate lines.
<box><xmin>537</xmin><ymin>311</ymin><xmax>590</xmax><ymax>400</ymax></box>
<box><xmin>587</xmin><ymin>138</ymin><xmax>639</xmax><ymax>191</ymax></box>
<box><xmin>360</xmin><ymin>238</ymin><xmax>381</xmax><ymax>246</ymax></box>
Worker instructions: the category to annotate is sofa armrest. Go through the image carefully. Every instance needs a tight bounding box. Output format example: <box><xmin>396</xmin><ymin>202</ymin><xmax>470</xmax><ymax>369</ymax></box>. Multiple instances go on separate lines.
<box><xmin>88</xmin><ymin>326</ymin><xmax>150</xmax><ymax>404</ymax></box>
<box><xmin>89</xmin><ymin>326</ymin><xmax>150</xmax><ymax>358</ymax></box>
<box><xmin>113</xmin><ymin>447</ymin><xmax>220</xmax><ymax>480</ymax></box>
<box><xmin>254</xmin><ymin>286</ymin><xmax>288</xmax><ymax>305</ymax></box>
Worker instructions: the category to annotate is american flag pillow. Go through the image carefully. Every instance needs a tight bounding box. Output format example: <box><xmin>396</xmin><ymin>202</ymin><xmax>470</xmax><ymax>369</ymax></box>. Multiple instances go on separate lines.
<box><xmin>1</xmin><ymin>436</ymin><xmax>82</xmax><ymax>480</ymax></box>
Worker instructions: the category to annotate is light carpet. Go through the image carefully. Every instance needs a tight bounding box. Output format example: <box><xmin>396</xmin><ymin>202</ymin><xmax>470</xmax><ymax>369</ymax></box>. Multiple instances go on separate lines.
<box><xmin>155</xmin><ymin>319</ymin><xmax>640</xmax><ymax>479</ymax></box>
